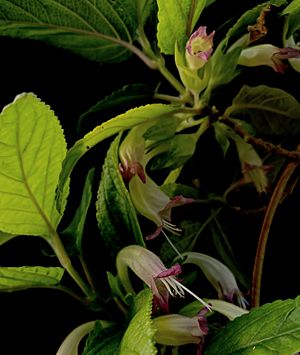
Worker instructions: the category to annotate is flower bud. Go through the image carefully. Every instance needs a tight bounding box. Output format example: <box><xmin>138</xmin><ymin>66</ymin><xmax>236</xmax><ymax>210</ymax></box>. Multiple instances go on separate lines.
<box><xmin>186</xmin><ymin>26</ymin><xmax>215</xmax><ymax>70</ymax></box>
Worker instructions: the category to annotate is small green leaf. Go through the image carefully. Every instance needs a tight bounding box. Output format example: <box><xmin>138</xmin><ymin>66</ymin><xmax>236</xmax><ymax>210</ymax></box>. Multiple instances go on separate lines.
<box><xmin>161</xmin><ymin>183</ymin><xmax>199</xmax><ymax>199</ymax></box>
<box><xmin>225</xmin><ymin>85</ymin><xmax>300</xmax><ymax>135</ymax></box>
<box><xmin>120</xmin><ymin>289</ymin><xmax>157</xmax><ymax>355</ymax></box>
<box><xmin>83</xmin><ymin>321</ymin><xmax>123</xmax><ymax>355</ymax></box>
<box><xmin>0</xmin><ymin>93</ymin><xmax>67</xmax><ymax>238</ymax></box>
<box><xmin>0</xmin><ymin>0</ymin><xmax>147</xmax><ymax>63</ymax></box>
<box><xmin>136</xmin><ymin>0</ymin><xmax>157</xmax><ymax>27</ymax></box>
<box><xmin>96</xmin><ymin>134</ymin><xmax>144</xmax><ymax>251</ymax></box>
<box><xmin>61</xmin><ymin>168</ymin><xmax>95</xmax><ymax>256</ymax></box>
<box><xmin>157</xmin><ymin>0</ymin><xmax>206</xmax><ymax>54</ymax></box>
<box><xmin>223</xmin><ymin>2</ymin><xmax>270</xmax><ymax>50</ymax></box>
<box><xmin>282</xmin><ymin>0</ymin><xmax>300</xmax><ymax>37</ymax></box>
<box><xmin>151</xmin><ymin>134</ymin><xmax>197</xmax><ymax>170</ymax></box>
<box><xmin>78</xmin><ymin>84</ymin><xmax>154</xmax><ymax>133</ymax></box>
<box><xmin>205</xmin><ymin>296</ymin><xmax>300</xmax><ymax>354</ymax></box>
<box><xmin>203</xmin><ymin>44</ymin><xmax>242</xmax><ymax>101</ymax></box>
<box><xmin>58</xmin><ymin>104</ymin><xmax>180</xmax><ymax>213</ymax></box>
<box><xmin>143</xmin><ymin>116</ymin><xmax>181</xmax><ymax>142</ymax></box>
<box><xmin>224</xmin><ymin>1</ymin><xmax>286</xmax><ymax>50</ymax></box>
<box><xmin>213</xmin><ymin>122</ymin><xmax>231</xmax><ymax>156</ymax></box>
<box><xmin>0</xmin><ymin>266</ymin><xmax>64</xmax><ymax>291</ymax></box>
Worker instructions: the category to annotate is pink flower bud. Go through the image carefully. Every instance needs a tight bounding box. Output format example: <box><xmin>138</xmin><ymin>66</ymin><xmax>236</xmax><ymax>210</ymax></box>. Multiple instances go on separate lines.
<box><xmin>186</xmin><ymin>26</ymin><xmax>215</xmax><ymax>69</ymax></box>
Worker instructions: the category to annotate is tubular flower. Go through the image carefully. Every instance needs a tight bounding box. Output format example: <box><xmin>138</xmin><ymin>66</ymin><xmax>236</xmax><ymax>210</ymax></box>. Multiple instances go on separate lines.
<box><xmin>181</xmin><ymin>252</ymin><xmax>248</xmax><ymax>309</ymax></box>
<box><xmin>129</xmin><ymin>173</ymin><xmax>193</xmax><ymax>239</ymax></box>
<box><xmin>153</xmin><ymin>313</ymin><xmax>208</xmax><ymax>348</ymax></box>
<box><xmin>116</xmin><ymin>245</ymin><xmax>185</xmax><ymax>313</ymax></box>
<box><xmin>238</xmin><ymin>44</ymin><xmax>300</xmax><ymax>73</ymax></box>
<box><xmin>119</xmin><ymin>126</ymin><xmax>193</xmax><ymax>240</ymax></box>
<box><xmin>186</xmin><ymin>26</ymin><xmax>215</xmax><ymax>70</ymax></box>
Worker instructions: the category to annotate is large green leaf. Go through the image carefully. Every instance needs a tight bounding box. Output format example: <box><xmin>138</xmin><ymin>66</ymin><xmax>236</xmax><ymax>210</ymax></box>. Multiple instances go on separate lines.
<box><xmin>0</xmin><ymin>266</ymin><xmax>64</xmax><ymax>291</ymax></box>
<box><xmin>225</xmin><ymin>85</ymin><xmax>300</xmax><ymax>135</ymax></box>
<box><xmin>120</xmin><ymin>289</ymin><xmax>157</xmax><ymax>355</ymax></box>
<box><xmin>96</xmin><ymin>134</ymin><xmax>144</xmax><ymax>251</ymax></box>
<box><xmin>0</xmin><ymin>0</ymin><xmax>152</xmax><ymax>63</ymax></box>
<box><xmin>0</xmin><ymin>93</ymin><xmax>67</xmax><ymax>238</ymax></box>
<box><xmin>157</xmin><ymin>0</ymin><xmax>206</xmax><ymax>54</ymax></box>
<box><xmin>205</xmin><ymin>296</ymin><xmax>300</xmax><ymax>354</ymax></box>
<box><xmin>58</xmin><ymin>104</ymin><xmax>180</xmax><ymax>212</ymax></box>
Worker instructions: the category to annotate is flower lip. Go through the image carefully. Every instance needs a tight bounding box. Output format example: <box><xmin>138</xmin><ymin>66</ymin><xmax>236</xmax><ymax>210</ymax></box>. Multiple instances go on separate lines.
<box><xmin>272</xmin><ymin>47</ymin><xmax>300</xmax><ymax>73</ymax></box>
<box><xmin>116</xmin><ymin>245</ymin><xmax>185</xmax><ymax>313</ymax></box>
<box><xmin>153</xmin><ymin>313</ymin><xmax>208</xmax><ymax>347</ymax></box>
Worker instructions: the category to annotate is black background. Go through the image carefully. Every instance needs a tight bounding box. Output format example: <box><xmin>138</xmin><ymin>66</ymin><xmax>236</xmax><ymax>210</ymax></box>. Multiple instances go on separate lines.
<box><xmin>0</xmin><ymin>2</ymin><xmax>300</xmax><ymax>353</ymax></box>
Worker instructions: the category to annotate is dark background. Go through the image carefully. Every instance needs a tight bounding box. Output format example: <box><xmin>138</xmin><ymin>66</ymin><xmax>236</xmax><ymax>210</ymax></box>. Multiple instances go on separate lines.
<box><xmin>0</xmin><ymin>2</ymin><xmax>300</xmax><ymax>353</ymax></box>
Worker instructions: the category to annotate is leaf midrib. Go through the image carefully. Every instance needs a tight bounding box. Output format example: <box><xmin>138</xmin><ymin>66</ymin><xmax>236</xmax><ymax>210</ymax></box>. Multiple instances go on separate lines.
<box><xmin>0</xmin><ymin>20</ymin><xmax>130</xmax><ymax>60</ymax></box>
<box><xmin>15</xmin><ymin>102</ymin><xmax>55</xmax><ymax>238</ymax></box>
<box><xmin>232</xmin><ymin>325</ymin><xmax>300</xmax><ymax>351</ymax></box>
<box><xmin>227</xmin><ymin>102</ymin><xmax>300</xmax><ymax>120</ymax></box>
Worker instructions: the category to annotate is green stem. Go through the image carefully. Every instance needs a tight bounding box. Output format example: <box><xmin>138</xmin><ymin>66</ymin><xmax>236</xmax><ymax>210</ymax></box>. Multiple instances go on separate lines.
<box><xmin>49</xmin><ymin>232</ymin><xmax>95</xmax><ymax>300</ymax></box>
<box><xmin>136</xmin><ymin>26</ymin><xmax>186</xmax><ymax>96</ymax></box>
<box><xmin>190</xmin><ymin>207</ymin><xmax>222</xmax><ymax>250</ymax></box>
<box><xmin>155</xmin><ymin>57</ymin><xmax>187</xmax><ymax>95</ymax></box>
<box><xmin>251</xmin><ymin>160</ymin><xmax>298</xmax><ymax>307</ymax></box>
<box><xmin>80</xmin><ymin>255</ymin><xmax>97</xmax><ymax>293</ymax></box>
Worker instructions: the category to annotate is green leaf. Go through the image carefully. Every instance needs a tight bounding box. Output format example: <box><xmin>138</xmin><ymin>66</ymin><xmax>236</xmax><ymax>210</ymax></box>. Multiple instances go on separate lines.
<box><xmin>96</xmin><ymin>134</ymin><xmax>145</xmax><ymax>251</ymax></box>
<box><xmin>205</xmin><ymin>296</ymin><xmax>300</xmax><ymax>354</ymax></box>
<box><xmin>58</xmin><ymin>104</ymin><xmax>180</xmax><ymax>214</ymax></box>
<box><xmin>157</xmin><ymin>0</ymin><xmax>206</xmax><ymax>54</ymax></box>
<box><xmin>151</xmin><ymin>134</ymin><xmax>197</xmax><ymax>170</ymax></box>
<box><xmin>61</xmin><ymin>168</ymin><xmax>95</xmax><ymax>256</ymax></box>
<box><xmin>161</xmin><ymin>183</ymin><xmax>199</xmax><ymax>199</ymax></box>
<box><xmin>0</xmin><ymin>93</ymin><xmax>67</xmax><ymax>238</ymax></box>
<box><xmin>143</xmin><ymin>116</ymin><xmax>181</xmax><ymax>142</ymax></box>
<box><xmin>120</xmin><ymin>289</ymin><xmax>157</xmax><ymax>355</ymax></box>
<box><xmin>224</xmin><ymin>1</ymin><xmax>286</xmax><ymax>50</ymax></box>
<box><xmin>78</xmin><ymin>84</ymin><xmax>154</xmax><ymax>133</ymax></box>
<box><xmin>160</xmin><ymin>220</ymin><xmax>202</xmax><ymax>264</ymax></box>
<box><xmin>136</xmin><ymin>0</ymin><xmax>157</xmax><ymax>27</ymax></box>
<box><xmin>210</xmin><ymin>223</ymin><xmax>249</xmax><ymax>289</ymax></box>
<box><xmin>0</xmin><ymin>0</ymin><xmax>146</xmax><ymax>63</ymax></box>
<box><xmin>0</xmin><ymin>266</ymin><xmax>64</xmax><ymax>291</ymax></box>
<box><xmin>282</xmin><ymin>0</ymin><xmax>300</xmax><ymax>37</ymax></box>
<box><xmin>213</xmin><ymin>122</ymin><xmax>231</xmax><ymax>156</ymax></box>
<box><xmin>223</xmin><ymin>2</ymin><xmax>270</xmax><ymax>50</ymax></box>
<box><xmin>203</xmin><ymin>44</ymin><xmax>242</xmax><ymax>101</ymax></box>
<box><xmin>83</xmin><ymin>321</ymin><xmax>123</xmax><ymax>355</ymax></box>
<box><xmin>225</xmin><ymin>85</ymin><xmax>300</xmax><ymax>135</ymax></box>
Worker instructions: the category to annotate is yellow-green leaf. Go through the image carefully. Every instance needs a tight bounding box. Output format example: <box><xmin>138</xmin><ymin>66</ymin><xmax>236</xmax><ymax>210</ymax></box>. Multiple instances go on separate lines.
<box><xmin>0</xmin><ymin>93</ymin><xmax>67</xmax><ymax>238</ymax></box>
<box><xmin>0</xmin><ymin>266</ymin><xmax>64</xmax><ymax>291</ymax></box>
<box><xmin>120</xmin><ymin>289</ymin><xmax>157</xmax><ymax>354</ymax></box>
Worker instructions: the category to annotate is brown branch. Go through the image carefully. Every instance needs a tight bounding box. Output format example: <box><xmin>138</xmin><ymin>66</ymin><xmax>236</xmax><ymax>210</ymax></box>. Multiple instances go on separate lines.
<box><xmin>220</xmin><ymin>116</ymin><xmax>300</xmax><ymax>160</ymax></box>
<box><xmin>251</xmin><ymin>157</ymin><xmax>299</xmax><ymax>307</ymax></box>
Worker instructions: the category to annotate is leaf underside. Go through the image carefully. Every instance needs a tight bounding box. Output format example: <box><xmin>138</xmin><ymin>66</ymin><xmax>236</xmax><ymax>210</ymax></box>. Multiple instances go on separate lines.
<box><xmin>0</xmin><ymin>0</ymin><xmax>141</xmax><ymax>63</ymax></box>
